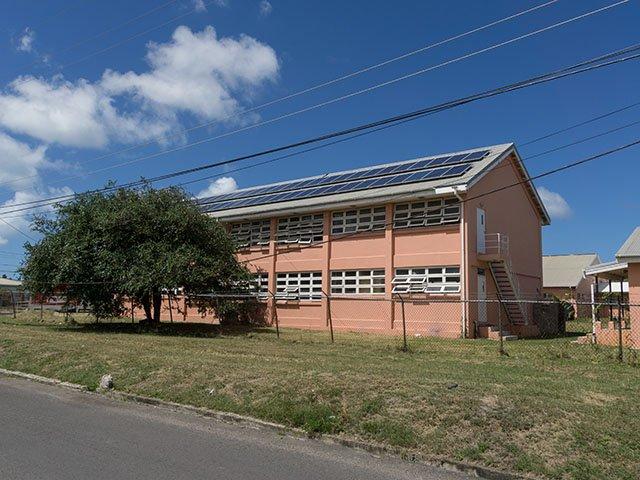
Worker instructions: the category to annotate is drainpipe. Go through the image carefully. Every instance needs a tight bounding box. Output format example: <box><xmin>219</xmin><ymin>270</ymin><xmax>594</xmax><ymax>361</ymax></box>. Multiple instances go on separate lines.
<box><xmin>436</xmin><ymin>185</ymin><xmax>467</xmax><ymax>337</ymax></box>
<box><xmin>455</xmin><ymin>189</ymin><xmax>467</xmax><ymax>339</ymax></box>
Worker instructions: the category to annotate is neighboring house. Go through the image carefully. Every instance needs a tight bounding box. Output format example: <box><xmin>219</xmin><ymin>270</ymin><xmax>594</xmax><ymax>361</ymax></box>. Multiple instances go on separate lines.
<box><xmin>0</xmin><ymin>277</ymin><xmax>28</xmax><ymax>309</ymax></box>
<box><xmin>584</xmin><ymin>227</ymin><xmax>640</xmax><ymax>348</ymax></box>
<box><xmin>542</xmin><ymin>254</ymin><xmax>600</xmax><ymax>318</ymax></box>
<box><xmin>199</xmin><ymin>143</ymin><xmax>551</xmax><ymax>339</ymax></box>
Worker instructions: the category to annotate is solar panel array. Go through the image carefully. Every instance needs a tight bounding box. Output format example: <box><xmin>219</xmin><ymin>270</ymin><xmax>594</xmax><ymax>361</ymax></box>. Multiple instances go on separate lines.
<box><xmin>200</xmin><ymin>149</ymin><xmax>490</xmax><ymax>213</ymax></box>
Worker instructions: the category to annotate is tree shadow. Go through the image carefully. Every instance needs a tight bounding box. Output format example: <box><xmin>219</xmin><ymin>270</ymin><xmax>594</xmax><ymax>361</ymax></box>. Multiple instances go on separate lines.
<box><xmin>53</xmin><ymin>321</ymin><xmax>275</xmax><ymax>339</ymax></box>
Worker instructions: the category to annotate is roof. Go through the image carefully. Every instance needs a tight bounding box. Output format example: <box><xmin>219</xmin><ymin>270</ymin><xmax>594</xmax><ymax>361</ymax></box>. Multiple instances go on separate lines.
<box><xmin>584</xmin><ymin>260</ymin><xmax>628</xmax><ymax>280</ymax></box>
<box><xmin>0</xmin><ymin>277</ymin><xmax>22</xmax><ymax>288</ymax></box>
<box><xmin>198</xmin><ymin>143</ymin><xmax>551</xmax><ymax>224</ymax></box>
<box><xmin>543</xmin><ymin>253</ymin><xmax>601</xmax><ymax>288</ymax></box>
<box><xmin>616</xmin><ymin>227</ymin><xmax>640</xmax><ymax>262</ymax></box>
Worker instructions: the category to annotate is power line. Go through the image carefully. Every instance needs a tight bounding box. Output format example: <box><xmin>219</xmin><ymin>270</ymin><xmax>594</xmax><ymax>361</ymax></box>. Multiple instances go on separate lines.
<box><xmin>240</xmin><ymin>139</ymin><xmax>640</xmax><ymax>265</ymax></box>
<box><xmin>525</xmin><ymin>118</ymin><xmax>640</xmax><ymax>160</ymax></box>
<box><xmin>0</xmin><ymin>217</ymin><xmax>34</xmax><ymax>241</ymax></box>
<box><xmin>9</xmin><ymin>0</ymin><xmax>181</xmax><ymax>77</ymax></box>
<box><xmin>10</xmin><ymin>0</ymin><xmax>218</xmax><ymax>89</ymax></box>
<box><xmin>3</xmin><ymin>0</ymin><xmax>627</xmax><ymax>192</ymax></box>
<box><xmin>4</xmin><ymin>104</ymin><xmax>635</xmax><ymax>222</ymax></box>
<box><xmin>520</xmin><ymin>100</ymin><xmax>640</xmax><ymax>147</ymax></box>
<box><xmin>1</xmin><ymin>42</ymin><xmax>640</xmax><ymax>217</ymax></box>
<box><xmin>0</xmin><ymin>0</ymin><xmax>599</xmax><ymax>191</ymax></box>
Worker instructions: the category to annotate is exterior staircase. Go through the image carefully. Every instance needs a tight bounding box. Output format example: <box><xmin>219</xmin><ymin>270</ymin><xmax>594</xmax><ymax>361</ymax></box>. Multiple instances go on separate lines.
<box><xmin>478</xmin><ymin>233</ymin><xmax>530</xmax><ymax>328</ymax></box>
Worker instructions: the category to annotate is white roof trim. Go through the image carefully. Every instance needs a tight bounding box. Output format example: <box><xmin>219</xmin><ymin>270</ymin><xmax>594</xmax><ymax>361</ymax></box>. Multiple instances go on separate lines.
<box><xmin>584</xmin><ymin>261</ymin><xmax>628</xmax><ymax>277</ymax></box>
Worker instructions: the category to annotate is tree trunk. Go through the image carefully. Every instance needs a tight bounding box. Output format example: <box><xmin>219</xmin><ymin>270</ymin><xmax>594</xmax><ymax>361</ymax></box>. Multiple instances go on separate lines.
<box><xmin>152</xmin><ymin>290</ymin><xmax>162</xmax><ymax>324</ymax></box>
<box><xmin>141</xmin><ymin>293</ymin><xmax>153</xmax><ymax>322</ymax></box>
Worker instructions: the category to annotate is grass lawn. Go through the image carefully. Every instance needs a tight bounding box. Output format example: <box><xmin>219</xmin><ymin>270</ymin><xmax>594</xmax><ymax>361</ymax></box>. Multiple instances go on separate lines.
<box><xmin>0</xmin><ymin>311</ymin><xmax>638</xmax><ymax>479</ymax></box>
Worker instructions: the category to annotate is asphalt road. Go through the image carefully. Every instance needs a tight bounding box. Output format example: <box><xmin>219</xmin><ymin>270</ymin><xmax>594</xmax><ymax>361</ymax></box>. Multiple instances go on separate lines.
<box><xmin>0</xmin><ymin>375</ymin><xmax>472</xmax><ymax>480</ymax></box>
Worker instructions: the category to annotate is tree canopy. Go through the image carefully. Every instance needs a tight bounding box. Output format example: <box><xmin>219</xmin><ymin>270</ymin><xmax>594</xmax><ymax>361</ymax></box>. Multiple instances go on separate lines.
<box><xmin>21</xmin><ymin>186</ymin><xmax>249</xmax><ymax>323</ymax></box>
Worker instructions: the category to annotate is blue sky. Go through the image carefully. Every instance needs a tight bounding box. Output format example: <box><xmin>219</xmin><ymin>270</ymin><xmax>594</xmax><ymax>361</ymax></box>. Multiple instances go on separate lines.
<box><xmin>0</xmin><ymin>0</ymin><xmax>639</xmax><ymax>276</ymax></box>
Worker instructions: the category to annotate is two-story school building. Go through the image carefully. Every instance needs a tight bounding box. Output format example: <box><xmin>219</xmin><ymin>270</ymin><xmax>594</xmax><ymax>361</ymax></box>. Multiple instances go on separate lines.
<box><xmin>199</xmin><ymin>143</ymin><xmax>550</xmax><ymax>338</ymax></box>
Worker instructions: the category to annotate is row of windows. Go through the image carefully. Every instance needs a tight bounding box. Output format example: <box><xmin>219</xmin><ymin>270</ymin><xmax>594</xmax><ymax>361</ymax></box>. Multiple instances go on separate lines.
<box><xmin>228</xmin><ymin>199</ymin><xmax>461</xmax><ymax>248</ymax></box>
<box><xmin>243</xmin><ymin>267</ymin><xmax>460</xmax><ymax>300</ymax></box>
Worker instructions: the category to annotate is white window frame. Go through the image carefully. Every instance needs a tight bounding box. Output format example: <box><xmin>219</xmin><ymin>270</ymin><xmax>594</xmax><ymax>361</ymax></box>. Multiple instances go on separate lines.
<box><xmin>276</xmin><ymin>272</ymin><xmax>322</xmax><ymax>301</ymax></box>
<box><xmin>393</xmin><ymin>198</ymin><xmax>460</xmax><ymax>229</ymax></box>
<box><xmin>331</xmin><ymin>206</ymin><xmax>386</xmax><ymax>235</ymax></box>
<box><xmin>392</xmin><ymin>267</ymin><xmax>461</xmax><ymax>294</ymax></box>
<box><xmin>230</xmin><ymin>220</ymin><xmax>271</xmax><ymax>249</ymax></box>
<box><xmin>277</xmin><ymin>214</ymin><xmax>324</xmax><ymax>245</ymax></box>
<box><xmin>331</xmin><ymin>269</ymin><xmax>385</xmax><ymax>295</ymax></box>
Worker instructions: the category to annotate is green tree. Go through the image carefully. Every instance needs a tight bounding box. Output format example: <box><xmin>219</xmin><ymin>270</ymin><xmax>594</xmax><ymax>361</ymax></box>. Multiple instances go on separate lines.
<box><xmin>21</xmin><ymin>186</ymin><xmax>250</xmax><ymax>324</ymax></box>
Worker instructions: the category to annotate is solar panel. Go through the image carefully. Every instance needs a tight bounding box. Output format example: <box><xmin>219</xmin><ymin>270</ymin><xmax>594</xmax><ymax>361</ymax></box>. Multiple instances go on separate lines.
<box><xmin>203</xmin><ymin>163</ymin><xmax>474</xmax><ymax>212</ymax></box>
<box><xmin>198</xmin><ymin>149</ymin><xmax>490</xmax><ymax>208</ymax></box>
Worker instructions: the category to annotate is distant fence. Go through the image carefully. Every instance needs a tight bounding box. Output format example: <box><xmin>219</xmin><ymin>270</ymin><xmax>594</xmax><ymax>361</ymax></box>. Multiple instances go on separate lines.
<box><xmin>3</xmin><ymin>290</ymin><xmax>637</xmax><ymax>361</ymax></box>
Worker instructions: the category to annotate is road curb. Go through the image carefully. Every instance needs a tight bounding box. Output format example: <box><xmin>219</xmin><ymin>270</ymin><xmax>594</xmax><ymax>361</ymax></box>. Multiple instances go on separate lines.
<box><xmin>0</xmin><ymin>369</ymin><xmax>526</xmax><ymax>480</ymax></box>
<box><xmin>0</xmin><ymin>368</ymin><xmax>88</xmax><ymax>391</ymax></box>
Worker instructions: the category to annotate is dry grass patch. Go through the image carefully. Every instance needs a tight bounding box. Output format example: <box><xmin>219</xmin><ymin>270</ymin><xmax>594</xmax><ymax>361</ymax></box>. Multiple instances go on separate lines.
<box><xmin>0</xmin><ymin>316</ymin><xmax>639</xmax><ymax>479</ymax></box>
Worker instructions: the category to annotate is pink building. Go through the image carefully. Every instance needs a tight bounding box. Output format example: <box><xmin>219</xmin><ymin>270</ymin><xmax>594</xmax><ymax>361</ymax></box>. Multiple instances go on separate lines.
<box><xmin>584</xmin><ymin>227</ymin><xmax>640</xmax><ymax>348</ymax></box>
<box><xmin>200</xmin><ymin>144</ymin><xmax>551</xmax><ymax>338</ymax></box>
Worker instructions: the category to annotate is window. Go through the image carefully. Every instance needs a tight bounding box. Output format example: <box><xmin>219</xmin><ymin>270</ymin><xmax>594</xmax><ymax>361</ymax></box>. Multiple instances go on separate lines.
<box><xmin>276</xmin><ymin>272</ymin><xmax>322</xmax><ymax>300</ymax></box>
<box><xmin>253</xmin><ymin>273</ymin><xmax>269</xmax><ymax>298</ymax></box>
<box><xmin>331</xmin><ymin>269</ymin><xmax>385</xmax><ymax>294</ymax></box>
<box><xmin>277</xmin><ymin>214</ymin><xmax>324</xmax><ymax>244</ymax></box>
<box><xmin>331</xmin><ymin>206</ymin><xmax>386</xmax><ymax>235</ymax></box>
<box><xmin>230</xmin><ymin>220</ymin><xmax>270</xmax><ymax>248</ymax></box>
<box><xmin>231</xmin><ymin>273</ymin><xmax>269</xmax><ymax>298</ymax></box>
<box><xmin>393</xmin><ymin>198</ymin><xmax>460</xmax><ymax>229</ymax></box>
<box><xmin>391</xmin><ymin>267</ymin><xmax>461</xmax><ymax>294</ymax></box>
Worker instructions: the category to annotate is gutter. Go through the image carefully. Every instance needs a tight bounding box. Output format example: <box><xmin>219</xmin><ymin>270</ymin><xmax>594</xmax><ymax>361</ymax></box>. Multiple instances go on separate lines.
<box><xmin>436</xmin><ymin>185</ymin><xmax>468</xmax><ymax>338</ymax></box>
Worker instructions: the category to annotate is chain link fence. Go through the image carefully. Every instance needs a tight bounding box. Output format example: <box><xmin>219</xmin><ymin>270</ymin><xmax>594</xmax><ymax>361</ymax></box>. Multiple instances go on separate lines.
<box><xmin>141</xmin><ymin>292</ymin><xmax>639</xmax><ymax>363</ymax></box>
<box><xmin>3</xmin><ymin>289</ymin><xmax>637</xmax><ymax>363</ymax></box>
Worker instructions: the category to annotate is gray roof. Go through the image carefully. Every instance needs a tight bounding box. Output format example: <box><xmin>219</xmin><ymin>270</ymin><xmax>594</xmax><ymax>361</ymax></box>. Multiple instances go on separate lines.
<box><xmin>201</xmin><ymin>143</ymin><xmax>550</xmax><ymax>223</ymax></box>
<box><xmin>543</xmin><ymin>254</ymin><xmax>601</xmax><ymax>288</ymax></box>
<box><xmin>616</xmin><ymin>227</ymin><xmax>640</xmax><ymax>261</ymax></box>
<box><xmin>0</xmin><ymin>277</ymin><xmax>22</xmax><ymax>288</ymax></box>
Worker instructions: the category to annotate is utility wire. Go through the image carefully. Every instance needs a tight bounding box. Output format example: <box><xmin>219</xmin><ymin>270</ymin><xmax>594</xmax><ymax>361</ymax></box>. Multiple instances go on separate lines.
<box><xmin>1</xmin><ymin>42</ymin><xmax>639</xmax><ymax>216</ymax></box>
<box><xmin>241</xmin><ymin>139</ymin><xmax>640</xmax><ymax>265</ymax></box>
<box><xmin>525</xmin><ymin>119</ymin><xmax>640</xmax><ymax>160</ymax></box>
<box><xmin>10</xmin><ymin>0</ymin><xmax>218</xmax><ymax>89</ymax></box>
<box><xmin>0</xmin><ymin>218</ymin><xmax>35</xmax><ymax>241</ymax></box>
<box><xmin>8</xmin><ymin>0</ymin><xmax>181</xmax><ymax>77</ymax></box>
<box><xmin>1</xmin><ymin>0</ymin><xmax>625</xmax><ymax>191</ymax></box>
<box><xmin>520</xmin><ymin>100</ymin><xmax>640</xmax><ymax>147</ymax></box>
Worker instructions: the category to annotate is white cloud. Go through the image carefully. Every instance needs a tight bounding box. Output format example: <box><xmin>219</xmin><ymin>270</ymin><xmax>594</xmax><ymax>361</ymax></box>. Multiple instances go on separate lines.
<box><xmin>16</xmin><ymin>28</ymin><xmax>35</xmax><ymax>52</ymax></box>
<box><xmin>0</xmin><ymin>26</ymin><xmax>278</xmax><ymax>151</ymax></box>
<box><xmin>0</xmin><ymin>132</ymin><xmax>50</xmax><ymax>187</ymax></box>
<box><xmin>193</xmin><ymin>0</ymin><xmax>207</xmax><ymax>12</ymax></box>
<box><xmin>101</xmin><ymin>25</ymin><xmax>279</xmax><ymax>120</ymax></box>
<box><xmin>197</xmin><ymin>176</ymin><xmax>238</xmax><ymax>198</ymax></box>
<box><xmin>259</xmin><ymin>0</ymin><xmax>272</xmax><ymax>16</ymax></box>
<box><xmin>0</xmin><ymin>76</ymin><xmax>176</xmax><ymax>149</ymax></box>
<box><xmin>0</xmin><ymin>186</ymin><xmax>73</xmax><ymax>244</ymax></box>
<box><xmin>537</xmin><ymin>187</ymin><xmax>572</xmax><ymax>220</ymax></box>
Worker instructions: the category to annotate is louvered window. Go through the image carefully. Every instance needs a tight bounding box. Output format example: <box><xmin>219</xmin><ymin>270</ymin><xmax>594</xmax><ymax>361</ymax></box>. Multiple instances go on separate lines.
<box><xmin>393</xmin><ymin>198</ymin><xmax>460</xmax><ymax>229</ymax></box>
<box><xmin>330</xmin><ymin>269</ymin><xmax>385</xmax><ymax>294</ymax></box>
<box><xmin>391</xmin><ymin>267</ymin><xmax>461</xmax><ymax>294</ymax></box>
<box><xmin>331</xmin><ymin>206</ymin><xmax>386</xmax><ymax>235</ymax></box>
<box><xmin>276</xmin><ymin>214</ymin><xmax>324</xmax><ymax>244</ymax></box>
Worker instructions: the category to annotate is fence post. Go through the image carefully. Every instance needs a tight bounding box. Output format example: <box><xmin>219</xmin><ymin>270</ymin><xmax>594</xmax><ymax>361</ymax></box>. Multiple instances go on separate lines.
<box><xmin>326</xmin><ymin>292</ymin><xmax>334</xmax><ymax>344</ymax></box>
<box><xmin>272</xmin><ymin>292</ymin><xmax>279</xmax><ymax>339</ymax></box>
<box><xmin>617</xmin><ymin>296</ymin><xmax>624</xmax><ymax>363</ymax></box>
<box><xmin>131</xmin><ymin>299</ymin><xmax>135</xmax><ymax>324</ymax></box>
<box><xmin>40</xmin><ymin>300</ymin><xmax>44</xmax><ymax>322</ymax></box>
<box><xmin>398</xmin><ymin>294</ymin><xmax>407</xmax><ymax>352</ymax></box>
<box><xmin>10</xmin><ymin>290</ymin><xmax>16</xmax><ymax>319</ymax></box>
<box><xmin>167</xmin><ymin>292</ymin><xmax>174</xmax><ymax>323</ymax></box>
<box><xmin>496</xmin><ymin>296</ymin><xmax>507</xmax><ymax>356</ymax></box>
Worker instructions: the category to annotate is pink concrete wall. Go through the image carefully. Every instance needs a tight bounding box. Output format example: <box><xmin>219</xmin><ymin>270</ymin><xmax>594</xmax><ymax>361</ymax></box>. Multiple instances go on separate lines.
<box><xmin>629</xmin><ymin>263</ymin><xmax>640</xmax><ymax>347</ymax></box>
<box><xmin>463</xmin><ymin>154</ymin><xmax>544</xmax><ymax>334</ymax></box>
